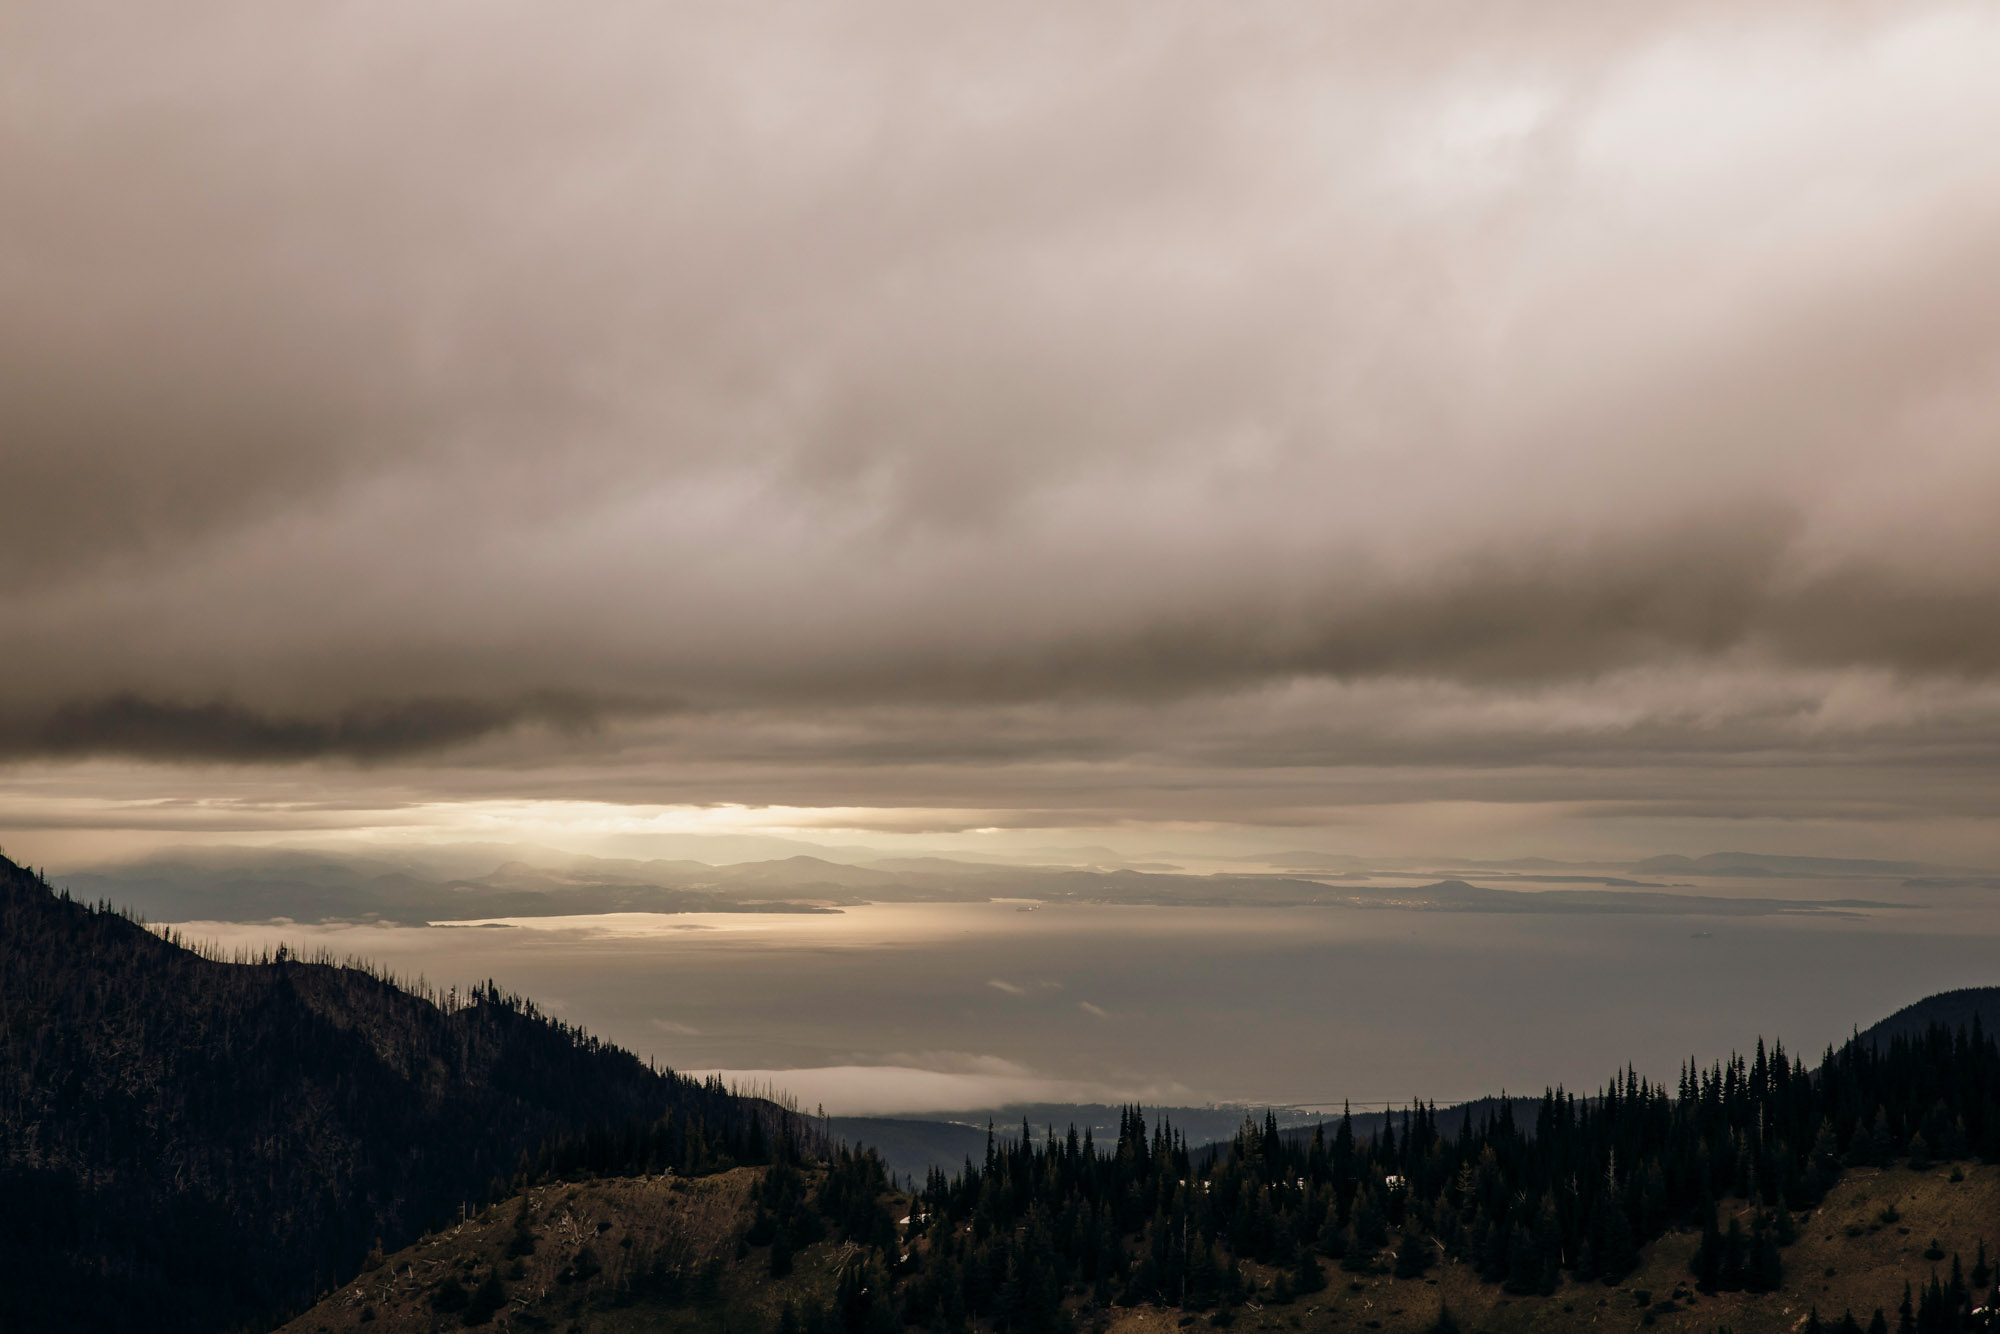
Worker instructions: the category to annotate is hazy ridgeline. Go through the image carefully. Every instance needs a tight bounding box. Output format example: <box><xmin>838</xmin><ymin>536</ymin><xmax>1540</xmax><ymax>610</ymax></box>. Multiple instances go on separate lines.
<box><xmin>57</xmin><ymin>843</ymin><xmax>2000</xmax><ymax>1123</ymax></box>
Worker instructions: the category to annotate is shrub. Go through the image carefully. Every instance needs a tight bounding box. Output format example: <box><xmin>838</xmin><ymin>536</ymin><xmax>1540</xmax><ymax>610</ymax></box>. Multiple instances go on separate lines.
<box><xmin>462</xmin><ymin>1273</ymin><xmax>507</xmax><ymax>1326</ymax></box>
<box><xmin>431</xmin><ymin>1276</ymin><xmax>470</xmax><ymax>1313</ymax></box>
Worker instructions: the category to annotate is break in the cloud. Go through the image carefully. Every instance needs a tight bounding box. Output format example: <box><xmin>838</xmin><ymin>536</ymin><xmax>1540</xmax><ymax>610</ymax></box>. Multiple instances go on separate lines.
<box><xmin>3</xmin><ymin>1</ymin><xmax>1999</xmax><ymax>852</ymax></box>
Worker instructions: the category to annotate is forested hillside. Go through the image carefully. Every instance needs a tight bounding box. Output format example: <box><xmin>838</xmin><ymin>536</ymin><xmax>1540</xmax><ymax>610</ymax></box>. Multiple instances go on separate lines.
<box><xmin>0</xmin><ymin>854</ymin><xmax>779</xmax><ymax>1333</ymax></box>
<box><xmin>903</xmin><ymin>1020</ymin><xmax>2000</xmax><ymax>1329</ymax></box>
<box><xmin>288</xmin><ymin>1051</ymin><xmax>2000</xmax><ymax>1334</ymax></box>
<box><xmin>289</xmin><ymin>1008</ymin><xmax>2000</xmax><ymax>1334</ymax></box>
<box><xmin>1859</xmin><ymin>989</ymin><xmax>2000</xmax><ymax>1050</ymax></box>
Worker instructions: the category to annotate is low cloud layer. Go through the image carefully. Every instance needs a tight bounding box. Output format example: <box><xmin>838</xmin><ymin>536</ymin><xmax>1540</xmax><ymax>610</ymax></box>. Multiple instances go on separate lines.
<box><xmin>3</xmin><ymin>2</ymin><xmax>1999</xmax><ymax>850</ymax></box>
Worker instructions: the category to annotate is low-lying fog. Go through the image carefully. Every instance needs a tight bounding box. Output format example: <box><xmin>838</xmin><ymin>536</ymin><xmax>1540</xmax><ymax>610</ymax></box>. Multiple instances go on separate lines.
<box><xmin>147</xmin><ymin>888</ymin><xmax>1996</xmax><ymax>1118</ymax></box>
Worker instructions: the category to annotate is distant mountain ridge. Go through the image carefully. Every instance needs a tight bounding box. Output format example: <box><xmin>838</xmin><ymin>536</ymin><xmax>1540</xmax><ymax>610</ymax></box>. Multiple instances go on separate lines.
<box><xmin>838</xmin><ymin>1102</ymin><xmax>1330</xmax><ymax>1182</ymax></box>
<box><xmin>57</xmin><ymin>846</ymin><xmax>1931</xmax><ymax>927</ymax></box>
<box><xmin>1633</xmin><ymin>851</ymin><xmax>1980</xmax><ymax>878</ymax></box>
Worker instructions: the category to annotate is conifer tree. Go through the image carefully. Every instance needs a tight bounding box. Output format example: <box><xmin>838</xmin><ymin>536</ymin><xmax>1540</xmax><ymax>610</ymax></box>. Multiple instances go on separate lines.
<box><xmin>769</xmin><ymin>1230</ymin><xmax>794</xmax><ymax>1277</ymax></box>
<box><xmin>1316</xmin><ymin>1211</ymin><xmax>1347</xmax><ymax>1260</ymax></box>
<box><xmin>1395</xmin><ymin>1227</ymin><xmax>1433</xmax><ymax>1279</ymax></box>
<box><xmin>1294</xmin><ymin>1246</ymin><xmax>1326</xmax><ymax>1295</ymax></box>
<box><xmin>1599</xmin><ymin>1200</ymin><xmax>1639</xmax><ymax>1282</ymax></box>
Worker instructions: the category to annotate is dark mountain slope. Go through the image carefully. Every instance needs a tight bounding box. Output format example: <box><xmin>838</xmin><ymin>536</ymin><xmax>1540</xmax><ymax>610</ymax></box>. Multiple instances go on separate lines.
<box><xmin>1857</xmin><ymin>986</ymin><xmax>2000</xmax><ymax>1048</ymax></box>
<box><xmin>0</xmin><ymin>854</ymin><xmax>771</xmax><ymax>1334</ymax></box>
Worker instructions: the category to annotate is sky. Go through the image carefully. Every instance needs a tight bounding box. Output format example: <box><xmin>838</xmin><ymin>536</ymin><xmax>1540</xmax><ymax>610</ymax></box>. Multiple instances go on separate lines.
<box><xmin>4</xmin><ymin>1</ymin><xmax>2000</xmax><ymax>869</ymax></box>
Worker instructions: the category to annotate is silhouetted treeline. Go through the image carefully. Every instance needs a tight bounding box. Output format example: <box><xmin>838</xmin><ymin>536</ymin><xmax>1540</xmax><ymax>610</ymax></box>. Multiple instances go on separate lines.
<box><xmin>891</xmin><ymin>1019</ymin><xmax>2000</xmax><ymax>1332</ymax></box>
<box><xmin>0</xmin><ymin>854</ymin><xmax>779</xmax><ymax>1334</ymax></box>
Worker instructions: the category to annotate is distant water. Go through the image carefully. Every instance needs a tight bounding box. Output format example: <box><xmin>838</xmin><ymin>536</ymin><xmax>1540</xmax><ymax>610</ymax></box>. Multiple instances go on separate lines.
<box><xmin>164</xmin><ymin>893</ymin><xmax>1999</xmax><ymax>1115</ymax></box>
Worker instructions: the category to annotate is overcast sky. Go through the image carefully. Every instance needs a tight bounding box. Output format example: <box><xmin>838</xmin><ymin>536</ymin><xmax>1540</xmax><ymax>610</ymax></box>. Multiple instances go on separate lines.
<box><xmin>4</xmin><ymin>1</ymin><xmax>1999</xmax><ymax>866</ymax></box>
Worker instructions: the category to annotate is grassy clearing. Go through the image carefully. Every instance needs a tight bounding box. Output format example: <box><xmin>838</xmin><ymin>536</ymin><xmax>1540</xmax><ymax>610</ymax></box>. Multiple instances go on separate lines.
<box><xmin>1131</xmin><ymin>1166</ymin><xmax>2000</xmax><ymax>1334</ymax></box>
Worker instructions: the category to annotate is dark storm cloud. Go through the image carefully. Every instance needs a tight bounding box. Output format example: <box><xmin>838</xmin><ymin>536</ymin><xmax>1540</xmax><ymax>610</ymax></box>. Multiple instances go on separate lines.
<box><xmin>2</xmin><ymin>0</ymin><xmax>1999</xmax><ymax>846</ymax></box>
<box><xmin>0</xmin><ymin>693</ymin><xmax>620</xmax><ymax>763</ymax></box>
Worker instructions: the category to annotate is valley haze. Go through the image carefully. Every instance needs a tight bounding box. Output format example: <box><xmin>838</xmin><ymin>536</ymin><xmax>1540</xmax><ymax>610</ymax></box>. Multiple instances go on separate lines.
<box><xmin>51</xmin><ymin>840</ymin><xmax>2000</xmax><ymax>1124</ymax></box>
